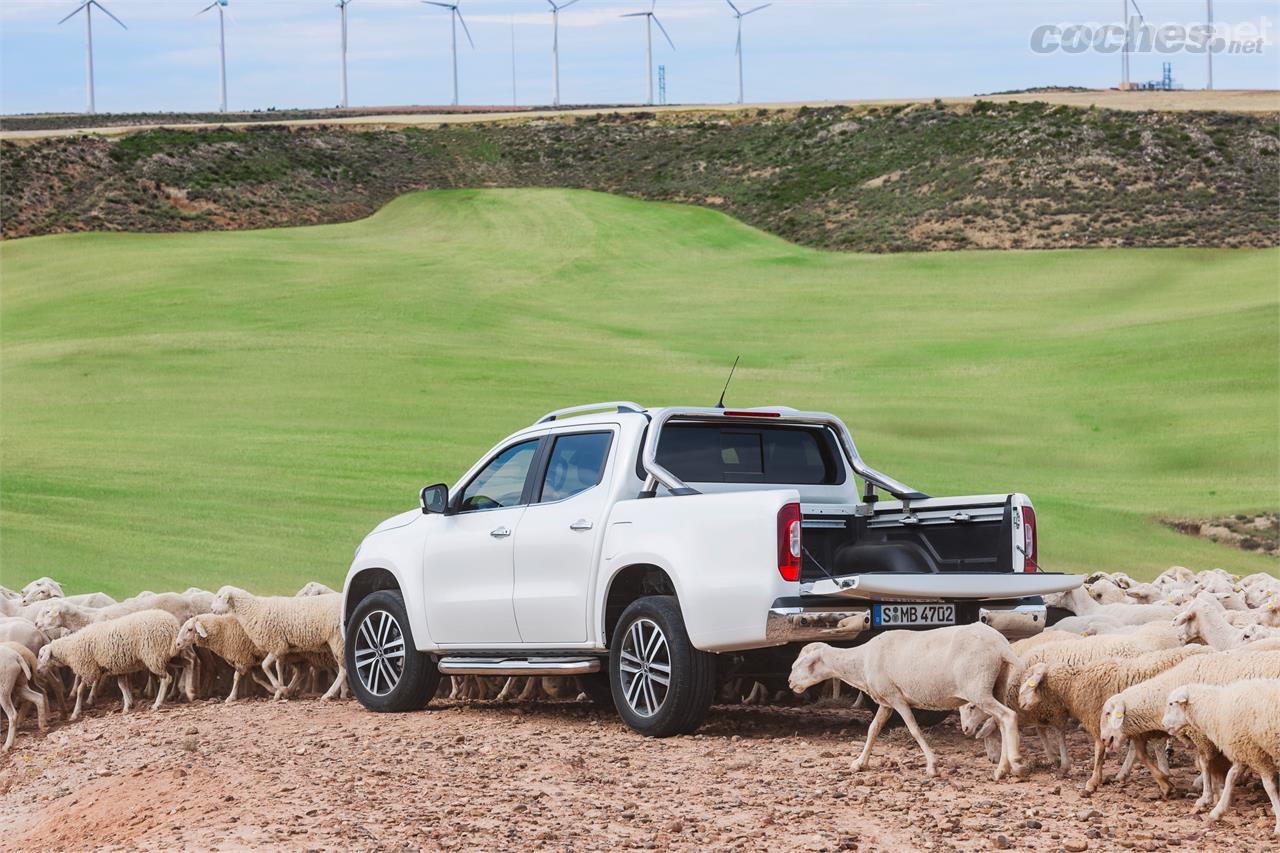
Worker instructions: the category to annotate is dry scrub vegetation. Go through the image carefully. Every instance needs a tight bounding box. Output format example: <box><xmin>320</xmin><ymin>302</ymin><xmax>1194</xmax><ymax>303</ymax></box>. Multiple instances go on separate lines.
<box><xmin>3</xmin><ymin>102</ymin><xmax>1276</xmax><ymax>251</ymax></box>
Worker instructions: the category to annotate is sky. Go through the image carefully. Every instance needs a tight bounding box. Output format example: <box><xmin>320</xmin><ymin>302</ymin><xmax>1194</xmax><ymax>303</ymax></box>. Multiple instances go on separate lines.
<box><xmin>1</xmin><ymin>1</ymin><xmax>1276</xmax><ymax>115</ymax></box>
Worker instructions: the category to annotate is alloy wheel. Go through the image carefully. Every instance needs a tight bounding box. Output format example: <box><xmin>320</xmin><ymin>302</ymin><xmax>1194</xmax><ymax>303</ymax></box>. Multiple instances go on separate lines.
<box><xmin>618</xmin><ymin>617</ymin><xmax>671</xmax><ymax>717</ymax></box>
<box><xmin>353</xmin><ymin>609</ymin><xmax>405</xmax><ymax>696</ymax></box>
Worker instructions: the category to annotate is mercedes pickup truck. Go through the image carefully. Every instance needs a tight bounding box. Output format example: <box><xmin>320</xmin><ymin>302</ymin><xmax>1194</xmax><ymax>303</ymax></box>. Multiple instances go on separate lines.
<box><xmin>341</xmin><ymin>402</ymin><xmax>1083</xmax><ymax>736</ymax></box>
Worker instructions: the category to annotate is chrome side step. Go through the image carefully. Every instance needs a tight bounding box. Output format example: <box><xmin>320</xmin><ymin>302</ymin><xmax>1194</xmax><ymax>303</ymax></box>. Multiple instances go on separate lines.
<box><xmin>436</xmin><ymin>657</ymin><xmax>602</xmax><ymax>676</ymax></box>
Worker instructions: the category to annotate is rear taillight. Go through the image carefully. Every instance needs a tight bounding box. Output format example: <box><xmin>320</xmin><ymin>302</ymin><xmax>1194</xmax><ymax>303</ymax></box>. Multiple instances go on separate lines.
<box><xmin>778</xmin><ymin>502</ymin><xmax>802</xmax><ymax>582</ymax></box>
<box><xmin>1021</xmin><ymin>505</ymin><xmax>1038</xmax><ymax>572</ymax></box>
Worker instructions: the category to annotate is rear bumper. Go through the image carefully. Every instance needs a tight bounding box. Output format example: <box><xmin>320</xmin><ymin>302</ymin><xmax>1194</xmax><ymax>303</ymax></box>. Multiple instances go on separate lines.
<box><xmin>799</xmin><ymin>572</ymin><xmax>1083</xmax><ymax>600</ymax></box>
<box><xmin>764</xmin><ymin>600</ymin><xmax>1048</xmax><ymax>644</ymax></box>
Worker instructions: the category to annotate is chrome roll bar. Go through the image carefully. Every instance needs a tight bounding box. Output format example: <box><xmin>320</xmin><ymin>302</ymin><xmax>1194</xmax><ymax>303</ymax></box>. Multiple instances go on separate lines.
<box><xmin>639</xmin><ymin>407</ymin><xmax>927</xmax><ymax>501</ymax></box>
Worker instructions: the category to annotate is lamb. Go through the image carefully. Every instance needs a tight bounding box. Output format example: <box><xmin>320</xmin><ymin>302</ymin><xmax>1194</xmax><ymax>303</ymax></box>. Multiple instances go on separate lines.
<box><xmin>210</xmin><ymin>587</ymin><xmax>345</xmax><ymax>701</ymax></box>
<box><xmin>1018</xmin><ymin>645</ymin><xmax>1209</xmax><ymax>794</ymax></box>
<box><xmin>19</xmin><ymin>577</ymin><xmax>63</xmax><ymax>604</ymax></box>
<box><xmin>36</xmin><ymin>609</ymin><xmax>181</xmax><ymax>719</ymax></box>
<box><xmin>1163</xmin><ymin>679</ymin><xmax>1280</xmax><ymax>833</ymax></box>
<box><xmin>1</xmin><ymin>643</ymin><xmax>49</xmax><ymax>750</ymax></box>
<box><xmin>959</xmin><ymin>630</ymin><xmax>1077</xmax><ymax>776</ymax></box>
<box><xmin>788</xmin><ymin>623</ymin><xmax>1024</xmax><ymax>779</ymax></box>
<box><xmin>1086</xmin><ymin>578</ymin><xmax>1129</xmax><ymax>605</ymax></box>
<box><xmin>175</xmin><ymin>615</ymin><xmax>275</xmax><ymax>703</ymax></box>
<box><xmin>1043</xmin><ymin>587</ymin><xmax>1178</xmax><ymax>626</ymax></box>
<box><xmin>296</xmin><ymin>582</ymin><xmax>338</xmax><ymax>597</ymax></box>
<box><xmin>1099</xmin><ymin>651</ymin><xmax>1280</xmax><ymax>803</ymax></box>
<box><xmin>1173</xmin><ymin>592</ymin><xmax>1255</xmax><ymax>649</ymax></box>
<box><xmin>33</xmin><ymin>590</ymin><xmax>214</xmax><ymax>633</ymax></box>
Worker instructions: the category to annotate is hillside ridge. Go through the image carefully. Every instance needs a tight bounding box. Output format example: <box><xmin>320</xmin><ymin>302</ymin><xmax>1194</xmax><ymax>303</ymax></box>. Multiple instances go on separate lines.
<box><xmin>2</xmin><ymin>102</ymin><xmax>1277</xmax><ymax>252</ymax></box>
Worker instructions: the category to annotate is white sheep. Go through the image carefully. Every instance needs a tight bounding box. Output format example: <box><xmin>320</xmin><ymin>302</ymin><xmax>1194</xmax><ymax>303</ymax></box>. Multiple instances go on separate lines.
<box><xmin>1173</xmin><ymin>592</ymin><xmax>1275</xmax><ymax>649</ymax></box>
<box><xmin>296</xmin><ymin>582</ymin><xmax>338</xmax><ymax>597</ymax></box>
<box><xmin>1099</xmin><ymin>651</ymin><xmax>1280</xmax><ymax>804</ymax></box>
<box><xmin>210</xmin><ymin>587</ymin><xmax>345</xmax><ymax>701</ymax></box>
<box><xmin>789</xmin><ymin>623</ymin><xmax>1024</xmax><ymax>779</ymax></box>
<box><xmin>1163</xmin><ymin>679</ymin><xmax>1280</xmax><ymax>833</ymax></box>
<box><xmin>1</xmin><ymin>643</ymin><xmax>48</xmax><ymax>750</ymax></box>
<box><xmin>1017</xmin><ymin>645</ymin><xmax>1208</xmax><ymax>793</ymax></box>
<box><xmin>37</xmin><ymin>609</ymin><xmax>181</xmax><ymax>719</ymax></box>
<box><xmin>33</xmin><ymin>590</ymin><xmax>214</xmax><ymax>633</ymax></box>
<box><xmin>959</xmin><ymin>630</ymin><xmax>1076</xmax><ymax>776</ymax></box>
<box><xmin>175</xmin><ymin>615</ymin><xmax>275</xmax><ymax>702</ymax></box>
<box><xmin>1086</xmin><ymin>578</ymin><xmax>1130</xmax><ymax>605</ymax></box>
<box><xmin>1043</xmin><ymin>586</ymin><xmax>1178</xmax><ymax>626</ymax></box>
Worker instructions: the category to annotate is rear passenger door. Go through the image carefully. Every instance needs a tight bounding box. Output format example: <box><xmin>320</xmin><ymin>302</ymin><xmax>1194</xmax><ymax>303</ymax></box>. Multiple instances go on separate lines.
<box><xmin>512</xmin><ymin>428</ymin><xmax>617</xmax><ymax>645</ymax></box>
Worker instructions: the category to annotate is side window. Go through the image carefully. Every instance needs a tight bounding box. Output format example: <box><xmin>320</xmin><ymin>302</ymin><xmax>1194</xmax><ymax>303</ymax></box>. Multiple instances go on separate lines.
<box><xmin>538</xmin><ymin>432</ymin><xmax>613</xmax><ymax>503</ymax></box>
<box><xmin>458</xmin><ymin>439</ymin><xmax>540</xmax><ymax>512</ymax></box>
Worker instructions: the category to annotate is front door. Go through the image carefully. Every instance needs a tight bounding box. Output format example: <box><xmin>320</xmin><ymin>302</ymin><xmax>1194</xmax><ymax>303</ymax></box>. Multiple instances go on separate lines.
<box><xmin>422</xmin><ymin>437</ymin><xmax>541</xmax><ymax>646</ymax></box>
<box><xmin>513</xmin><ymin>429</ymin><xmax>615</xmax><ymax>644</ymax></box>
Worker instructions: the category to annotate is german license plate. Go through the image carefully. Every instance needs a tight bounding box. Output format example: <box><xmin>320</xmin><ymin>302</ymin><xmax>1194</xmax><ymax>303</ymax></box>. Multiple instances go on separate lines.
<box><xmin>873</xmin><ymin>603</ymin><xmax>956</xmax><ymax>627</ymax></box>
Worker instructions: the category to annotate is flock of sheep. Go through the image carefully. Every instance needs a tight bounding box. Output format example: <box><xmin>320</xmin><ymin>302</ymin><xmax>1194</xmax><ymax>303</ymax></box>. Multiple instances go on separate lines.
<box><xmin>789</xmin><ymin>566</ymin><xmax>1280</xmax><ymax>835</ymax></box>
<box><xmin>2</xmin><ymin>566</ymin><xmax>1279</xmax><ymax>836</ymax></box>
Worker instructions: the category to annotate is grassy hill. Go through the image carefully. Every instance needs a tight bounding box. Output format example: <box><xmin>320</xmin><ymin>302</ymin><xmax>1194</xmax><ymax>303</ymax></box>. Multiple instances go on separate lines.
<box><xmin>1</xmin><ymin>189</ymin><xmax>1276</xmax><ymax>597</ymax></box>
<box><xmin>3</xmin><ymin>102</ymin><xmax>1277</xmax><ymax>252</ymax></box>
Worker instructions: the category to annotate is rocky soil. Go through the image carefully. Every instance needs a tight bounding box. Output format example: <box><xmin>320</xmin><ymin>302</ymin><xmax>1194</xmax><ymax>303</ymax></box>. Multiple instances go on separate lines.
<box><xmin>1</xmin><ymin>695</ymin><xmax>1275</xmax><ymax>851</ymax></box>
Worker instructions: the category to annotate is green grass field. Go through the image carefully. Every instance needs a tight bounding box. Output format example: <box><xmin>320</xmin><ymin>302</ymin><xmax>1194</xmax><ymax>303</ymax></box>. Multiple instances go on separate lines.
<box><xmin>2</xmin><ymin>189</ymin><xmax>1277</xmax><ymax>597</ymax></box>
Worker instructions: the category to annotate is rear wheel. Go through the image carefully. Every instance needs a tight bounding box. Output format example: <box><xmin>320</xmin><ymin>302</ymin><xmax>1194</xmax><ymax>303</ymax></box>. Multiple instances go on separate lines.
<box><xmin>609</xmin><ymin>596</ymin><xmax>715</xmax><ymax>737</ymax></box>
<box><xmin>346</xmin><ymin>589</ymin><xmax>439</xmax><ymax>712</ymax></box>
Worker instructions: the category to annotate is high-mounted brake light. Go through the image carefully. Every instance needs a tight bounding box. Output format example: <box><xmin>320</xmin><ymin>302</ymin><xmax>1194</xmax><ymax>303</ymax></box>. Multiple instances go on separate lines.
<box><xmin>1021</xmin><ymin>505</ymin><xmax>1038</xmax><ymax>573</ymax></box>
<box><xmin>722</xmin><ymin>410</ymin><xmax>781</xmax><ymax>418</ymax></box>
<box><xmin>777</xmin><ymin>502</ymin><xmax>802</xmax><ymax>582</ymax></box>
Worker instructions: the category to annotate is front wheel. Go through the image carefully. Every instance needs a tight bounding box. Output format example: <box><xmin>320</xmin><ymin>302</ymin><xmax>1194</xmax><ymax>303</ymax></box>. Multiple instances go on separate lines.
<box><xmin>346</xmin><ymin>589</ymin><xmax>439</xmax><ymax>712</ymax></box>
<box><xmin>609</xmin><ymin>596</ymin><xmax>715</xmax><ymax>737</ymax></box>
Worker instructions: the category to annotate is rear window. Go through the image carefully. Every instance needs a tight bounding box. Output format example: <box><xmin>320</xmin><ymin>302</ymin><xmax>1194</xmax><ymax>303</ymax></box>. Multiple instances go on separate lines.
<box><xmin>651</xmin><ymin>423</ymin><xmax>843</xmax><ymax>485</ymax></box>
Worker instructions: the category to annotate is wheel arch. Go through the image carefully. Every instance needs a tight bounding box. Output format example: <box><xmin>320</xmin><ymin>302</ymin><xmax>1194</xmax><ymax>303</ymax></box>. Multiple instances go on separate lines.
<box><xmin>344</xmin><ymin>567</ymin><xmax>401</xmax><ymax>625</ymax></box>
<box><xmin>600</xmin><ymin>562</ymin><xmax>679</xmax><ymax>646</ymax></box>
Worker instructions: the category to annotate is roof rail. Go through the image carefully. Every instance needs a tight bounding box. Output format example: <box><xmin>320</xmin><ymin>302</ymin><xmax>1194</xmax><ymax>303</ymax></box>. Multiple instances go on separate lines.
<box><xmin>536</xmin><ymin>401</ymin><xmax>646</xmax><ymax>424</ymax></box>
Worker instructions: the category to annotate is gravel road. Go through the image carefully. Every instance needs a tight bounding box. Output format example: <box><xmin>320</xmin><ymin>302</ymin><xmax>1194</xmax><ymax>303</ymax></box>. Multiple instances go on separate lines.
<box><xmin>1</xmin><ymin>696</ymin><xmax>1274</xmax><ymax>851</ymax></box>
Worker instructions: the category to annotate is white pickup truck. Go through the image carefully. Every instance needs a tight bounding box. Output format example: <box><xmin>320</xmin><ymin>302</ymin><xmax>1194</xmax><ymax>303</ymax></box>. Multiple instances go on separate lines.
<box><xmin>341</xmin><ymin>402</ymin><xmax>1082</xmax><ymax>736</ymax></box>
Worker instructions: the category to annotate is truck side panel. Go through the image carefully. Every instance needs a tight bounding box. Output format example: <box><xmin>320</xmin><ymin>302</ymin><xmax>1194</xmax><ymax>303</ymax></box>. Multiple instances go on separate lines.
<box><xmin>599</xmin><ymin>489</ymin><xmax>800</xmax><ymax>652</ymax></box>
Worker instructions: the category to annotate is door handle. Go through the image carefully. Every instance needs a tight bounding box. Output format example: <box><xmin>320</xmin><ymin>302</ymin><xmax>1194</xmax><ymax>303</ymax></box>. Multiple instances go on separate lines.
<box><xmin>490</xmin><ymin>526</ymin><xmax>512</xmax><ymax>538</ymax></box>
<box><xmin>569</xmin><ymin>519</ymin><xmax>594</xmax><ymax>531</ymax></box>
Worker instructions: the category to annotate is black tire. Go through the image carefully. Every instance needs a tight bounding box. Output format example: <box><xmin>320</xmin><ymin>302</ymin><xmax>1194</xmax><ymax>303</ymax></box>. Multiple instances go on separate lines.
<box><xmin>575</xmin><ymin>671</ymin><xmax>614</xmax><ymax>707</ymax></box>
<box><xmin>609</xmin><ymin>596</ymin><xmax>715</xmax><ymax>737</ymax></box>
<box><xmin>345</xmin><ymin>589</ymin><xmax>439</xmax><ymax>712</ymax></box>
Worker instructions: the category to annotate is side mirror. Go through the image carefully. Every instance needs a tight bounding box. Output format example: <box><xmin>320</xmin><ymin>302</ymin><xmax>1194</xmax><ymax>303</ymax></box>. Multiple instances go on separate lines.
<box><xmin>420</xmin><ymin>483</ymin><xmax>450</xmax><ymax>515</ymax></box>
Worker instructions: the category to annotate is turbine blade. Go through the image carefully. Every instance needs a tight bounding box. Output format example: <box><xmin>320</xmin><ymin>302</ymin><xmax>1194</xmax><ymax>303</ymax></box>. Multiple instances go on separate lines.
<box><xmin>559</xmin><ymin>0</ymin><xmax>582</xmax><ymax>8</ymax></box>
<box><xmin>546</xmin><ymin>0</ymin><xmax>557</xmax><ymax>8</ymax></box>
<box><xmin>57</xmin><ymin>2</ymin><xmax>88</xmax><ymax>25</ymax></box>
<box><xmin>724</xmin><ymin>0</ymin><xmax>741</xmax><ymax>15</ymax></box>
<box><xmin>620</xmin><ymin>12</ymin><xmax>646</xmax><ymax>17</ymax></box>
<box><xmin>652</xmin><ymin>14</ymin><xmax>674</xmax><ymax>49</ymax></box>
<box><xmin>90</xmin><ymin>1</ymin><xmax>127</xmax><ymax>29</ymax></box>
<box><xmin>422</xmin><ymin>1</ymin><xmax>454</xmax><ymax>7</ymax></box>
<box><xmin>195</xmin><ymin>2</ymin><xmax>219</xmax><ymax>16</ymax></box>
<box><xmin>743</xmin><ymin>3</ymin><xmax>770</xmax><ymax>14</ymax></box>
<box><xmin>456</xmin><ymin>10</ymin><xmax>475</xmax><ymax>48</ymax></box>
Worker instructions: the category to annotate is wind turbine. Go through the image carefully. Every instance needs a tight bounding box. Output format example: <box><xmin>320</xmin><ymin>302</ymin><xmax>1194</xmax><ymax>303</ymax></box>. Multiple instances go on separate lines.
<box><xmin>197</xmin><ymin>0</ymin><xmax>231</xmax><ymax>112</ymax></box>
<box><xmin>547</xmin><ymin>0</ymin><xmax>582</xmax><ymax>107</ymax></box>
<box><xmin>1120</xmin><ymin>0</ymin><xmax>1145</xmax><ymax>89</ymax></box>
<box><xmin>724</xmin><ymin>0</ymin><xmax>768</xmax><ymax>105</ymax></box>
<box><xmin>337</xmin><ymin>0</ymin><xmax>353</xmax><ymax>108</ymax></box>
<box><xmin>424</xmin><ymin>1</ymin><xmax>475</xmax><ymax>107</ymax></box>
<box><xmin>1205</xmin><ymin>0</ymin><xmax>1213</xmax><ymax>90</ymax></box>
<box><xmin>621</xmin><ymin>1</ymin><xmax>674</xmax><ymax>106</ymax></box>
<box><xmin>57</xmin><ymin>1</ymin><xmax>126</xmax><ymax>115</ymax></box>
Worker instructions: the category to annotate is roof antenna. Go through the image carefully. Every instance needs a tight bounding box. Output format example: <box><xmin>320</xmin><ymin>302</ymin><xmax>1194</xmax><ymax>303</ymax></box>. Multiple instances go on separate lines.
<box><xmin>715</xmin><ymin>356</ymin><xmax>740</xmax><ymax>409</ymax></box>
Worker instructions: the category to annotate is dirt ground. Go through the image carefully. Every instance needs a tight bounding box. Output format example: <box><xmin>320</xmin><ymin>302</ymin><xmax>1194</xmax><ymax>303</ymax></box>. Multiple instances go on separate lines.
<box><xmin>1</xmin><ymin>695</ymin><xmax>1275</xmax><ymax>852</ymax></box>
